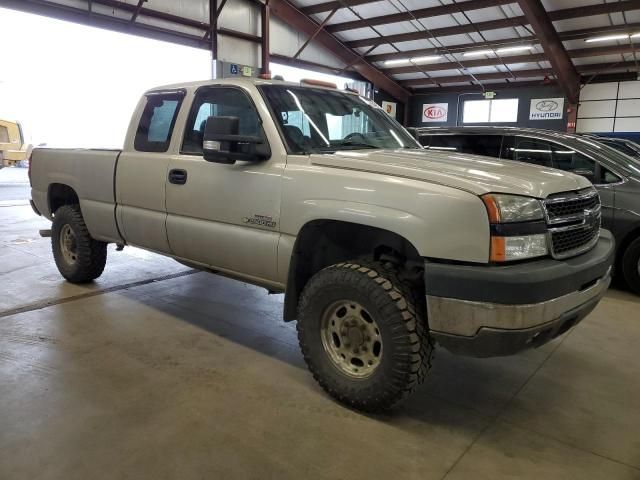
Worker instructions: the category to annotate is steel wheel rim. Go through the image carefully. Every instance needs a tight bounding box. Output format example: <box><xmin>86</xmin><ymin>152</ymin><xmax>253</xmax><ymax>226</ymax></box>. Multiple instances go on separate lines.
<box><xmin>59</xmin><ymin>224</ymin><xmax>78</xmax><ymax>265</ymax></box>
<box><xmin>320</xmin><ymin>300</ymin><xmax>383</xmax><ymax>379</ymax></box>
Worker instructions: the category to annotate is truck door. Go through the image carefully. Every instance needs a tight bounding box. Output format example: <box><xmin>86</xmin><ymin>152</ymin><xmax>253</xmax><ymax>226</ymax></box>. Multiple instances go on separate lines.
<box><xmin>165</xmin><ymin>86</ymin><xmax>284</xmax><ymax>284</ymax></box>
<box><xmin>116</xmin><ymin>90</ymin><xmax>185</xmax><ymax>253</ymax></box>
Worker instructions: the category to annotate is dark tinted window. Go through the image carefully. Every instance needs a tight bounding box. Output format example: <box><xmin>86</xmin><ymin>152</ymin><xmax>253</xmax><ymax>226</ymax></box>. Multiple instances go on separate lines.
<box><xmin>602</xmin><ymin>166</ymin><xmax>621</xmax><ymax>184</ymax></box>
<box><xmin>134</xmin><ymin>93</ymin><xmax>183</xmax><ymax>152</ymax></box>
<box><xmin>427</xmin><ymin>134</ymin><xmax>502</xmax><ymax>157</ymax></box>
<box><xmin>600</xmin><ymin>140</ymin><xmax>640</xmax><ymax>158</ymax></box>
<box><xmin>182</xmin><ymin>87</ymin><xmax>262</xmax><ymax>155</ymax></box>
<box><xmin>549</xmin><ymin>142</ymin><xmax>597</xmax><ymax>178</ymax></box>
<box><xmin>502</xmin><ymin>136</ymin><xmax>552</xmax><ymax>167</ymax></box>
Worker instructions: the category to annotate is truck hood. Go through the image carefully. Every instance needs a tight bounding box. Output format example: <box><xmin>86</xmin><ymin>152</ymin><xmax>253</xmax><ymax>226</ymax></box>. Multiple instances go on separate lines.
<box><xmin>310</xmin><ymin>149</ymin><xmax>592</xmax><ymax>198</ymax></box>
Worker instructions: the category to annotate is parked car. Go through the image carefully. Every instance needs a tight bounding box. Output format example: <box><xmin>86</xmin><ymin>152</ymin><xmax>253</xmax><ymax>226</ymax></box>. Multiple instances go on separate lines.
<box><xmin>30</xmin><ymin>79</ymin><xmax>614</xmax><ymax>411</ymax></box>
<box><xmin>415</xmin><ymin>126</ymin><xmax>640</xmax><ymax>293</ymax></box>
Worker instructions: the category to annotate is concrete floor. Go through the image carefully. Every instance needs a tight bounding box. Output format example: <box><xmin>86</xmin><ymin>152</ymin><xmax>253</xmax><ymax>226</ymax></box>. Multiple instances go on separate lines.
<box><xmin>1</xmin><ymin>173</ymin><xmax>639</xmax><ymax>479</ymax></box>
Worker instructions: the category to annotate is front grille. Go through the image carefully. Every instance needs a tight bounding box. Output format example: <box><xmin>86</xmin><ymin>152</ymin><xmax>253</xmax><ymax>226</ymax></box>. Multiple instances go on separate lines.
<box><xmin>543</xmin><ymin>188</ymin><xmax>601</xmax><ymax>259</ymax></box>
<box><xmin>545</xmin><ymin>193</ymin><xmax>599</xmax><ymax>221</ymax></box>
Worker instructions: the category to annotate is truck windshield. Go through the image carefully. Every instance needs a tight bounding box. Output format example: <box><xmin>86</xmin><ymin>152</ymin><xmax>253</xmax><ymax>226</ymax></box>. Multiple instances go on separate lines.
<box><xmin>259</xmin><ymin>85</ymin><xmax>420</xmax><ymax>154</ymax></box>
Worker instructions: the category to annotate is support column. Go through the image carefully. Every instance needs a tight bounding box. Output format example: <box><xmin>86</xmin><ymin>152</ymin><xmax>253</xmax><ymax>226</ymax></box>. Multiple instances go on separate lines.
<box><xmin>261</xmin><ymin>0</ymin><xmax>270</xmax><ymax>75</ymax></box>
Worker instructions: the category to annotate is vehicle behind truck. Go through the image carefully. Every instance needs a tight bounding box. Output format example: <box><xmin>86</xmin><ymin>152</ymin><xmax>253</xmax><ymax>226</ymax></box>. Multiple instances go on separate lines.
<box><xmin>30</xmin><ymin>78</ymin><xmax>614</xmax><ymax>412</ymax></box>
<box><xmin>416</xmin><ymin>126</ymin><xmax>640</xmax><ymax>295</ymax></box>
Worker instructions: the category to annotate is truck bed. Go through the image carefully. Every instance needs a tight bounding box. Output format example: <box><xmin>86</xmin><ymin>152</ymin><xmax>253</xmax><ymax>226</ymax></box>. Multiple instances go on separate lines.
<box><xmin>30</xmin><ymin>148</ymin><xmax>123</xmax><ymax>244</ymax></box>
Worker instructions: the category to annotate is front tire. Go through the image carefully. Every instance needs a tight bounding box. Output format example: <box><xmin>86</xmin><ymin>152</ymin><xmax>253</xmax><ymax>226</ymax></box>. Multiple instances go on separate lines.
<box><xmin>621</xmin><ymin>236</ymin><xmax>640</xmax><ymax>295</ymax></box>
<box><xmin>52</xmin><ymin>204</ymin><xmax>107</xmax><ymax>283</ymax></box>
<box><xmin>297</xmin><ymin>260</ymin><xmax>432</xmax><ymax>412</ymax></box>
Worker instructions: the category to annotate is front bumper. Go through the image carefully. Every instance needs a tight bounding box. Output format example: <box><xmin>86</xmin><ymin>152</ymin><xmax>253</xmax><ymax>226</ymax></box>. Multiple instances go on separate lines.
<box><xmin>425</xmin><ymin>230</ymin><xmax>615</xmax><ymax>357</ymax></box>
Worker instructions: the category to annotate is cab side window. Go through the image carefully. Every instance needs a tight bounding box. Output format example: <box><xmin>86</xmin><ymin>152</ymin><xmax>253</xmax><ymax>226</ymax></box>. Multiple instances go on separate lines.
<box><xmin>182</xmin><ymin>87</ymin><xmax>262</xmax><ymax>155</ymax></box>
<box><xmin>502</xmin><ymin>136</ymin><xmax>552</xmax><ymax>167</ymax></box>
<box><xmin>134</xmin><ymin>92</ymin><xmax>184</xmax><ymax>152</ymax></box>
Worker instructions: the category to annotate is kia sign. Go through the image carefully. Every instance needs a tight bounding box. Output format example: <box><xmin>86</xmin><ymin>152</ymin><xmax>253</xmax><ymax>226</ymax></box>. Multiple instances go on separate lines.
<box><xmin>422</xmin><ymin>103</ymin><xmax>448</xmax><ymax>122</ymax></box>
<box><xmin>529</xmin><ymin>97</ymin><xmax>564</xmax><ymax>120</ymax></box>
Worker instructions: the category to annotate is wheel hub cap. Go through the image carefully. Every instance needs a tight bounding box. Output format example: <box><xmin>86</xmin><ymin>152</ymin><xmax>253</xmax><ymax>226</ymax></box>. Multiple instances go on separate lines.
<box><xmin>60</xmin><ymin>224</ymin><xmax>78</xmax><ymax>265</ymax></box>
<box><xmin>320</xmin><ymin>301</ymin><xmax>383</xmax><ymax>379</ymax></box>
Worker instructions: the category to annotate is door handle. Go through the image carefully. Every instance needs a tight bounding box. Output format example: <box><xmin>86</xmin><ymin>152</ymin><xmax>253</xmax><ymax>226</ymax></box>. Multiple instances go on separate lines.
<box><xmin>168</xmin><ymin>169</ymin><xmax>187</xmax><ymax>185</ymax></box>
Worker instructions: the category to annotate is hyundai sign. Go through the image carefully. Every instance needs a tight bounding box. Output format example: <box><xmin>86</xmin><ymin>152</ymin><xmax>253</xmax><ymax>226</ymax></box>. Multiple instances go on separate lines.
<box><xmin>529</xmin><ymin>98</ymin><xmax>564</xmax><ymax>120</ymax></box>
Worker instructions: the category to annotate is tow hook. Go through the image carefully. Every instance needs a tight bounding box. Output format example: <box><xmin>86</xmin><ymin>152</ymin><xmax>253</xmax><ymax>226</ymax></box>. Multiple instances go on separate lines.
<box><xmin>116</xmin><ymin>243</ymin><xmax>125</xmax><ymax>251</ymax></box>
<box><xmin>39</xmin><ymin>229</ymin><xmax>52</xmax><ymax>238</ymax></box>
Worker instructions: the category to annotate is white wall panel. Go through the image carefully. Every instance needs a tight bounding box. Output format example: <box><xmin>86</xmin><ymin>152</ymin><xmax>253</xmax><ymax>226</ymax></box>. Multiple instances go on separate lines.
<box><xmin>616</xmin><ymin>99</ymin><xmax>640</xmax><ymax>118</ymax></box>
<box><xmin>219</xmin><ymin>0</ymin><xmax>260</xmax><ymax>36</ymax></box>
<box><xmin>618</xmin><ymin>80</ymin><xmax>640</xmax><ymax>99</ymax></box>
<box><xmin>577</xmin><ymin>100</ymin><xmax>616</xmax><ymax>118</ymax></box>
<box><xmin>217</xmin><ymin>36</ymin><xmax>259</xmax><ymax>68</ymax></box>
<box><xmin>580</xmin><ymin>82</ymin><xmax>619</xmax><ymax>101</ymax></box>
<box><xmin>576</xmin><ymin>118</ymin><xmax>615</xmax><ymax>132</ymax></box>
<box><xmin>614</xmin><ymin>118</ymin><xmax>640</xmax><ymax>132</ymax></box>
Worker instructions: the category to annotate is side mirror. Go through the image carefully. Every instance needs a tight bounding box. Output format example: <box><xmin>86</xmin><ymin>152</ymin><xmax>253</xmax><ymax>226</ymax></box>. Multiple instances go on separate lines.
<box><xmin>202</xmin><ymin>116</ymin><xmax>270</xmax><ymax>164</ymax></box>
<box><xmin>572</xmin><ymin>168</ymin><xmax>595</xmax><ymax>182</ymax></box>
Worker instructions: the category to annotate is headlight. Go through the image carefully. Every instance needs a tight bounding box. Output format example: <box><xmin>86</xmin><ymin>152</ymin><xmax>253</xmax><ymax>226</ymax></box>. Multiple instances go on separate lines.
<box><xmin>482</xmin><ymin>194</ymin><xmax>544</xmax><ymax>223</ymax></box>
<box><xmin>482</xmin><ymin>194</ymin><xmax>547</xmax><ymax>262</ymax></box>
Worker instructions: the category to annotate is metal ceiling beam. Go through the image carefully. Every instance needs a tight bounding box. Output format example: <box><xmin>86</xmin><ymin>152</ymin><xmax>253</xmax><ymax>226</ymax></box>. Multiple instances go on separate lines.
<box><xmin>301</xmin><ymin>0</ymin><xmax>374</xmax><ymax>15</ymax></box>
<box><xmin>346</xmin><ymin>17</ymin><xmax>527</xmax><ymax>48</ymax></box>
<box><xmin>516</xmin><ymin>0</ymin><xmax>579</xmax><ymax>103</ymax></box>
<box><xmin>268</xmin><ymin>0</ymin><xmax>410</xmax><ymax>102</ymax></box>
<box><xmin>411</xmin><ymin>62</ymin><xmax>640</xmax><ymax>94</ymax></box>
<box><xmin>293</xmin><ymin>8</ymin><xmax>338</xmax><ymax>59</ymax></box>
<box><xmin>345</xmin><ymin>0</ymin><xmax>640</xmax><ymax>49</ymax></box>
<box><xmin>367</xmin><ymin>37</ymin><xmax>537</xmax><ymax>63</ymax></box>
<box><xmin>402</xmin><ymin>68</ymin><xmax>554</xmax><ymax>87</ymax></box>
<box><xmin>385</xmin><ymin>53</ymin><xmax>547</xmax><ymax>75</ymax></box>
<box><xmin>366</xmin><ymin>22</ymin><xmax>640</xmax><ymax>63</ymax></box>
<box><xmin>129</xmin><ymin>0</ymin><xmax>145</xmax><ymax>23</ymax></box>
<box><xmin>326</xmin><ymin>0</ymin><xmax>514</xmax><ymax>33</ymax></box>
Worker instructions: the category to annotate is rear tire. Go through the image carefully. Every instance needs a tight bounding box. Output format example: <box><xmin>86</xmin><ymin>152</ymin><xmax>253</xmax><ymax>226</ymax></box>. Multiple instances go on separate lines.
<box><xmin>297</xmin><ymin>260</ymin><xmax>432</xmax><ymax>412</ymax></box>
<box><xmin>621</xmin><ymin>236</ymin><xmax>640</xmax><ymax>295</ymax></box>
<box><xmin>52</xmin><ymin>204</ymin><xmax>107</xmax><ymax>283</ymax></box>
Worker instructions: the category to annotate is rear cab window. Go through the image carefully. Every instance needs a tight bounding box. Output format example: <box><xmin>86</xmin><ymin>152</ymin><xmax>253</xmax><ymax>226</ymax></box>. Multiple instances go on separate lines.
<box><xmin>134</xmin><ymin>91</ymin><xmax>184</xmax><ymax>152</ymax></box>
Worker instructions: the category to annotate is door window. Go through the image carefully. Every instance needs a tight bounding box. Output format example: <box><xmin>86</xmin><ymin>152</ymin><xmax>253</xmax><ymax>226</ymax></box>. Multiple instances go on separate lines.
<box><xmin>502</xmin><ymin>136</ymin><xmax>553</xmax><ymax>167</ymax></box>
<box><xmin>182</xmin><ymin>87</ymin><xmax>263</xmax><ymax>155</ymax></box>
<box><xmin>549</xmin><ymin>143</ymin><xmax>597</xmax><ymax>179</ymax></box>
<box><xmin>134</xmin><ymin>92</ymin><xmax>184</xmax><ymax>152</ymax></box>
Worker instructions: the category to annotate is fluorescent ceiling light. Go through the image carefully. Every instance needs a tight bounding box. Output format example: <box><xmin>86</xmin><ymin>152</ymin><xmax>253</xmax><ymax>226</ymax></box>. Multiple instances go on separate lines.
<box><xmin>463</xmin><ymin>49</ymin><xmax>494</xmax><ymax>56</ymax></box>
<box><xmin>585</xmin><ymin>34</ymin><xmax>629</xmax><ymax>43</ymax></box>
<box><xmin>631</xmin><ymin>33</ymin><xmax>640</xmax><ymax>38</ymax></box>
<box><xmin>384</xmin><ymin>58</ymin><xmax>411</xmax><ymax>65</ymax></box>
<box><xmin>410</xmin><ymin>55</ymin><xmax>442</xmax><ymax>63</ymax></box>
<box><xmin>496</xmin><ymin>45</ymin><xmax>533</xmax><ymax>54</ymax></box>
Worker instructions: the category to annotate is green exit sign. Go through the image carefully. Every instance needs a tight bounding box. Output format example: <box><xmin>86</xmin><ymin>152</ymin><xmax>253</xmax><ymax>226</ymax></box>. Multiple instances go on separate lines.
<box><xmin>484</xmin><ymin>91</ymin><xmax>496</xmax><ymax>99</ymax></box>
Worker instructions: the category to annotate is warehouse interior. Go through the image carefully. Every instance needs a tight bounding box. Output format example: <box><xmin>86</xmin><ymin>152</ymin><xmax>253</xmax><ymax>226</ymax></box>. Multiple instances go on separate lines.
<box><xmin>1</xmin><ymin>0</ymin><xmax>640</xmax><ymax>479</ymax></box>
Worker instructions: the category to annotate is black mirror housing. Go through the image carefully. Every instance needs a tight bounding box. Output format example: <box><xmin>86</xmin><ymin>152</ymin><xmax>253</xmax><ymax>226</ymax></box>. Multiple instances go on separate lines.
<box><xmin>202</xmin><ymin>116</ymin><xmax>270</xmax><ymax>164</ymax></box>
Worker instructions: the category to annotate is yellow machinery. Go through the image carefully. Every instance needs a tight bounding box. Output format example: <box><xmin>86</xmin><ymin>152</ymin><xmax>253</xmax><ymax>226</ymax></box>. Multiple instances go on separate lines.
<box><xmin>0</xmin><ymin>119</ymin><xmax>32</xmax><ymax>167</ymax></box>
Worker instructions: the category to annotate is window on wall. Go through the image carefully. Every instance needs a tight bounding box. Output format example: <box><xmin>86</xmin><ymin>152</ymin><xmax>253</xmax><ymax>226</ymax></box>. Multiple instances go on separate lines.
<box><xmin>463</xmin><ymin>98</ymin><xmax>519</xmax><ymax>123</ymax></box>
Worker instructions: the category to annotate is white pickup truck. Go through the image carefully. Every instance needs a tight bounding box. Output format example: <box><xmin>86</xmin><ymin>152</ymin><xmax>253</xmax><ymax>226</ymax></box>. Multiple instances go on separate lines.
<box><xmin>30</xmin><ymin>78</ymin><xmax>614</xmax><ymax>411</ymax></box>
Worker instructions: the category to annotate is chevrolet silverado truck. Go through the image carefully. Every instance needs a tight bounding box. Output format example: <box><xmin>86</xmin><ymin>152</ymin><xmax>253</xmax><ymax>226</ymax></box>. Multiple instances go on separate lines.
<box><xmin>30</xmin><ymin>78</ymin><xmax>614</xmax><ymax>412</ymax></box>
